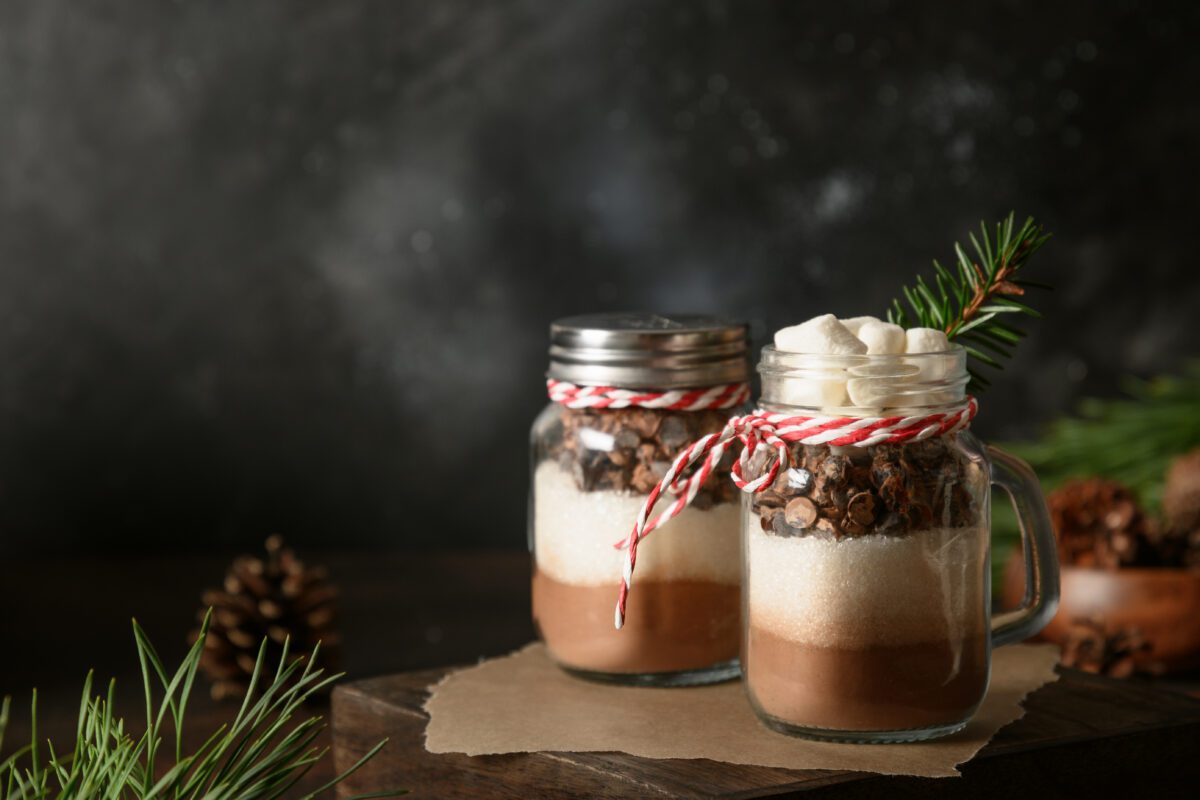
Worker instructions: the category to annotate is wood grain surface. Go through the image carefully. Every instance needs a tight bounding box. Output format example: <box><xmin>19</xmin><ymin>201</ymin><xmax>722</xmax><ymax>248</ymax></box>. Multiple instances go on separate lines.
<box><xmin>333</xmin><ymin>663</ymin><xmax>1200</xmax><ymax>798</ymax></box>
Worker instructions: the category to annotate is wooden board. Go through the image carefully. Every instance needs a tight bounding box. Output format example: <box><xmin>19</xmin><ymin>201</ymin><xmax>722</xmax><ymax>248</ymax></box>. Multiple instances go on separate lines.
<box><xmin>332</xmin><ymin>665</ymin><xmax>1200</xmax><ymax>798</ymax></box>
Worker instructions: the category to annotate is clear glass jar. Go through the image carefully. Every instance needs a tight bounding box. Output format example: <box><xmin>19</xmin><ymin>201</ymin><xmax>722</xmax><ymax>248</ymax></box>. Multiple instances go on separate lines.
<box><xmin>530</xmin><ymin>313</ymin><xmax>750</xmax><ymax>685</ymax></box>
<box><xmin>742</xmin><ymin>346</ymin><xmax>1059</xmax><ymax>741</ymax></box>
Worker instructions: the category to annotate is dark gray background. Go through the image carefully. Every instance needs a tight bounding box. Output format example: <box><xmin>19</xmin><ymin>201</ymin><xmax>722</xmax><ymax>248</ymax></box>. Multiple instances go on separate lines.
<box><xmin>1</xmin><ymin>0</ymin><xmax>1196</xmax><ymax>555</ymax></box>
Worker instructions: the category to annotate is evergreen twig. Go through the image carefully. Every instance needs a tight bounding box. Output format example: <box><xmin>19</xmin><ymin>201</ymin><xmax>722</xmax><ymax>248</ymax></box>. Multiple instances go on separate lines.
<box><xmin>0</xmin><ymin>614</ymin><xmax>406</xmax><ymax>800</ymax></box>
<box><xmin>886</xmin><ymin>213</ymin><xmax>1052</xmax><ymax>390</ymax></box>
<box><xmin>988</xmin><ymin>363</ymin><xmax>1200</xmax><ymax>591</ymax></box>
<box><xmin>998</xmin><ymin>362</ymin><xmax>1200</xmax><ymax>512</ymax></box>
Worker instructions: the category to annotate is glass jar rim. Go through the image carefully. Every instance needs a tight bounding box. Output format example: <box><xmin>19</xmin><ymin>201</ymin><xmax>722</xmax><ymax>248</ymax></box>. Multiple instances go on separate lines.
<box><xmin>759</xmin><ymin>342</ymin><xmax>968</xmax><ymax>366</ymax></box>
<box><xmin>756</xmin><ymin>343</ymin><xmax>970</xmax><ymax>413</ymax></box>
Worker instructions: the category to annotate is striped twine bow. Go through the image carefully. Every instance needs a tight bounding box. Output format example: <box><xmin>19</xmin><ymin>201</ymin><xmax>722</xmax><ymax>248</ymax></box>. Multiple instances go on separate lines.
<box><xmin>613</xmin><ymin>397</ymin><xmax>978</xmax><ymax>629</ymax></box>
<box><xmin>547</xmin><ymin>379</ymin><xmax>751</xmax><ymax>411</ymax></box>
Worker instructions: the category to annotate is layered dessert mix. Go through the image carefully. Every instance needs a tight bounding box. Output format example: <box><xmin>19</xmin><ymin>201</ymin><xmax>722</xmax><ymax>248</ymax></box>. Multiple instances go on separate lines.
<box><xmin>745</xmin><ymin>314</ymin><xmax>990</xmax><ymax>734</ymax></box>
<box><xmin>745</xmin><ymin>440</ymin><xmax>989</xmax><ymax>731</ymax></box>
<box><xmin>533</xmin><ymin>405</ymin><xmax>741</xmax><ymax>675</ymax></box>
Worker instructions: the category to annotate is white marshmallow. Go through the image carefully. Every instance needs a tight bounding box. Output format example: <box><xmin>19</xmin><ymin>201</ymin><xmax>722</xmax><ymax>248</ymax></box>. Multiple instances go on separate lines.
<box><xmin>856</xmin><ymin>320</ymin><xmax>906</xmax><ymax>355</ymax></box>
<box><xmin>774</xmin><ymin>314</ymin><xmax>868</xmax><ymax>355</ymax></box>
<box><xmin>847</xmin><ymin>362</ymin><xmax>922</xmax><ymax>380</ymax></box>
<box><xmin>904</xmin><ymin>327</ymin><xmax>950</xmax><ymax>354</ymax></box>
<box><xmin>777</xmin><ymin>373</ymin><xmax>848</xmax><ymax>409</ymax></box>
<box><xmin>847</xmin><ymin>378</ymin><xmax>907</xmax><ymax>409</ymax></box>
<box><xmin>838</xmin><ymin>316</ymin><xmax>880</xmax><ymax>336</ymax></box>
<box><xmin>846</xmin><ymin>361</ymin><xmax>920</xmax><ymax>409</ymax></box>
<box><xmin>903</xmin><ymin>327</ymin><xmax>953</xmax><ymax>406</ymax></box>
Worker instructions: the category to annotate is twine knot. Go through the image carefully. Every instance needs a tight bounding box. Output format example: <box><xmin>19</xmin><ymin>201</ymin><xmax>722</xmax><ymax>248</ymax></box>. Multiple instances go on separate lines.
<box><xmin>613</xmin><ymin>397</ymin><xmax>978</xmax><ymax>629</ymax></box>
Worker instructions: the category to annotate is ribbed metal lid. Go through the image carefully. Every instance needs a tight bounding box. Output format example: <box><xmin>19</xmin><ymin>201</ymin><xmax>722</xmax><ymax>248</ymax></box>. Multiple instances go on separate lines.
<box><xmin>548</xmin><ymin>312</ymin><xmax>749</xmax><ymax>389</ymax></box>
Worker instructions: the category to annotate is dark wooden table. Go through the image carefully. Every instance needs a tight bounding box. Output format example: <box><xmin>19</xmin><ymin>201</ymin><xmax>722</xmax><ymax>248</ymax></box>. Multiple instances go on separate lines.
<box><xmin>4</xmin><ymin>550</ymin><xmax>1199</xmax><ymax>798</ymax></box>
<box><xmin>333</xmin><ymin>663</ymin><xmax>1200</xmax><ymax>798</ymax></box>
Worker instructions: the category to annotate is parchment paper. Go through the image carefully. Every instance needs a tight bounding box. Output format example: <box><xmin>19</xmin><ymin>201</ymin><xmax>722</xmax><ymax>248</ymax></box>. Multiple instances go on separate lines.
<box><xmin>424</xmin><ymin>642</ymin><xmax>1060</xmax><ymax>778</ymax></box>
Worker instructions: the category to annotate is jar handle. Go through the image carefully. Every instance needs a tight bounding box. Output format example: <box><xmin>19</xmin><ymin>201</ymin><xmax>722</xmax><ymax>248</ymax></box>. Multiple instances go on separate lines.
<box><xmin>988</xmin><ymin>445</ymin><xmax>1060</xmax><ymax>647</ymax></box>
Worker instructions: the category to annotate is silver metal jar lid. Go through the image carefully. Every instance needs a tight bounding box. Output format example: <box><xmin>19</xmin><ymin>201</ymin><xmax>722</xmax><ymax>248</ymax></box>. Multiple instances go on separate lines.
<box><xmin>548</xmin><ymin>312</ymin><xmax>750</xmax><ymax>389</ymax></box>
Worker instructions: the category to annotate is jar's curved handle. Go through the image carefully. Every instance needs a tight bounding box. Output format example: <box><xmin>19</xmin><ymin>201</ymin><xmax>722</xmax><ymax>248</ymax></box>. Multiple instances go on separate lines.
<box><xmin>988</xmin><ymin>445</ymin><xmax>1060</xmax><ymax>647</ymax></box>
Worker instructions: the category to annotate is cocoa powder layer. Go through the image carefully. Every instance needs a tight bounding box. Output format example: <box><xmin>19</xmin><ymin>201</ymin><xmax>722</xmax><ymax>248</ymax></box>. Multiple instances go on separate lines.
<box><xmin>532</xmin><ymin>569</ymin><xmax>739</xmax><ymax>674</ymax></box>
<box><xmin>745</xmin><ymin>626</ymin><xmax>989</xmax><ymax>732</ymax></box>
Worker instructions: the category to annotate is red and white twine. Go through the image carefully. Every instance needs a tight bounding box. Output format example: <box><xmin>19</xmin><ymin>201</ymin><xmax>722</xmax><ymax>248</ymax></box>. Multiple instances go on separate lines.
<box><xmin>546</xmin><ymin>379</ymin><xmax>751</xmax><ymax>411</ymax></box>
<box><xmin>611</xmin><ymin>397</ymin><xmax>979</xmax><ymax>629</ymax></box>
<box><xmin>545</xmin><ymin>380</ymin><xmax>978</xmax><ymax>629</ymax></box>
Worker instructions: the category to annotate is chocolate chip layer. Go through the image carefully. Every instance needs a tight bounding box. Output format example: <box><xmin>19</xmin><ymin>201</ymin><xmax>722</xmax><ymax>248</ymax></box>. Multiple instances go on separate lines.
<box><xmin>550</xmin><ymin>406</ymin><xmax>738</xmax><ymax>505</ymax></box>
<box><xmin>752</xmin><ymin>436</ymin><xmax>981</xmax><ymax>539</ymax></box>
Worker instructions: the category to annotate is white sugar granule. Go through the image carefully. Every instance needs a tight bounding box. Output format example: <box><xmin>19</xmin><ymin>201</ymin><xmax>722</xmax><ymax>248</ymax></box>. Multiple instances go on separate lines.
<box><xmin>534</xmin><ymin>460</ymin><xmax>741</xmax><ymax>586</ymax></box>
<box><xmin>747</xmin><ymin>510</ymin><xmax>987</xmax><ymax>648</ymax></box>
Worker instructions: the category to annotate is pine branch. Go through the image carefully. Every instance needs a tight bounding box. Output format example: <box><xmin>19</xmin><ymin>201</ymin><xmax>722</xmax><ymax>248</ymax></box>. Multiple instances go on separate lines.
<box><xmin>0</xmin><ymin>614</ymin><xmax>407</xmax><ymax>800</ymax></box>
<box><xmin>997</xmin><ymin>363</ymin><xmax>1200</xmax><ymax>512</ymax></box>
<box><xmin>886</xmin><ymin>213</ymin><xmax>1052</xmax><ymax>390</ymax></box>
<box><xmin>988</xmin><ymin>362</ymin><xmax>1200</xmax><ymax>592</ymax></box>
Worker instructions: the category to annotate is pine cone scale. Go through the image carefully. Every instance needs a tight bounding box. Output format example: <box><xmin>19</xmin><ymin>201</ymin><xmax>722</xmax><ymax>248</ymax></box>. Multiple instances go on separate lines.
<box><xmin>194</xmin><ymin>536</ymin><xmax>340</xmax><ymax>701</ymax></box>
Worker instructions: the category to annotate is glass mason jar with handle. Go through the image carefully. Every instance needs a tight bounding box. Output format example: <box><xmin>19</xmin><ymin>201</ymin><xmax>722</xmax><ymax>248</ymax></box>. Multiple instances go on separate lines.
<box><xmin>529</xmin><ymin>313</ymin><xmax>751</xmax><ymax>686</ymax></box>
<box><xmin>742</xmin><ymin>345</ymin><xmax>1059</xmax><ymax>742</ymax></box>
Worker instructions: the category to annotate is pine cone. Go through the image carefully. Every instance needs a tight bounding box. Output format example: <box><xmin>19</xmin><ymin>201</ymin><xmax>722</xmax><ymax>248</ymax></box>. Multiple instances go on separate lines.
<box><xmin>1163</xmin><ymin>448</ymin><xmax>1200</xmax><ymax>537</ymax></box>
<box><xmin>193</xmin><ymin>536</ymin><xmax>340</xmax><ymax>701</ymax></box>
<box><xmin>1047</xmin><ymin>478</ymin><xmax>1155</xmax><ymax>568</ymax></box>
<box><xmin>1059</xmin><ymin>617</ymin><xmax>1157</xmax><ymax>678</ymax></box>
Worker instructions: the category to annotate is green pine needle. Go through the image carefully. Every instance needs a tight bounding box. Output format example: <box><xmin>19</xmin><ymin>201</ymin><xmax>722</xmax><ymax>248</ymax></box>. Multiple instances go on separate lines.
<box><xmin>997</xmin><ymin>362</ymin><xmax>1200</xmax><ymax>512</ymax></box>
<box><xmin>0</xmin><ymin>613</ymin><xmax>406</xmax><ymax>800</ymax></box>
<box><xmin>988</xmin><ymin>362</ymin><xmax>1200</xmax><ymax>593</ymax></box>
<box><xmin>886</xmin><ymin>213</ymin><xmax>1052</xmax><ymax>391</ymax></box>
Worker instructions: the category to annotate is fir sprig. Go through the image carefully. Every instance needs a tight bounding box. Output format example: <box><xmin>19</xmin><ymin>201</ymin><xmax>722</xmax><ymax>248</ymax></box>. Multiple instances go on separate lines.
<box><xmin>999</xmin><ymin>363</ymin><xmax>1200</xmax><ymax>512</ymax></box>
<box><xmin>988</xmin><ymin>363</ymin><xmax>1200</xmax><ymax>591</ymax></box>
<box><xmin>0</xmin><ymin>613</ymin><xmax>405</xmax><ymax>800</ymax></box>
<box><xmin>886</xmin><ymin>213</ymin><xmax>1052</xmax><ymax>390</ymax></box>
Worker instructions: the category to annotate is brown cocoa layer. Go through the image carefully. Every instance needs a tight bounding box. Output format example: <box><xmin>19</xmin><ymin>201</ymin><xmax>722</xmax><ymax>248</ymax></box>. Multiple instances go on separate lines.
<box><xmin>745</xmin><ymin>625</ymin><xmax>988</xmax><ymax>732</ymax></box>
<box><xmin>532</xmin><ymin>569</ymin><xmax>739</xmax><ymax>674</ymax></box>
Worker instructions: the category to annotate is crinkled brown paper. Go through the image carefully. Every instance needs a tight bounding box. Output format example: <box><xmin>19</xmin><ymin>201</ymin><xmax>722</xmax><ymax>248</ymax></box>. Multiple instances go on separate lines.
<box><xmin>424</xmin><ymin>643</ymin><xmax>1059</xmax><ymax>778</ymax></box>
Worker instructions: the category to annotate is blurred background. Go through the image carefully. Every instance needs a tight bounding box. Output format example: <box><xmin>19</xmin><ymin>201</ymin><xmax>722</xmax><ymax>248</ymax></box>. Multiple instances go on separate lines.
<box><xmin>0</xmin><ymin>0</ymin><xmax>1197</xmax><ymax>559</ymax></box>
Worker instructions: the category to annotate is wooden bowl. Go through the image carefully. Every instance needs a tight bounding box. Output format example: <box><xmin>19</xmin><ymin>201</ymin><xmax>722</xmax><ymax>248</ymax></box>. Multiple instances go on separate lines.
<box><xmin>1002</xmin><ymin>555</ymin><xmax>1200</xmax><ymax>672</ymax></box>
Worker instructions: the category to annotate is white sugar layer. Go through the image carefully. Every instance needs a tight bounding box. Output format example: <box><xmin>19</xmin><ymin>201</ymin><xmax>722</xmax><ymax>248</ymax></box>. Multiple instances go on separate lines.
<box><xmin>534</xmin><ymin>461</ymin><xmax>741</xmax><ymax>586</ymax></box>
<box><xmin>748</xmin><ymin>512</ymin><xmax>987</xmax><ymax>648</ymax></box>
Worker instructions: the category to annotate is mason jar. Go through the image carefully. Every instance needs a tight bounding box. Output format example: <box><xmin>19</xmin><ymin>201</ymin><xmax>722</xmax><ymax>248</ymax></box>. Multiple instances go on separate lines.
<box><xmin>742</xmin><ymin>345</ymin><xmax>1059</xmax><ymax>741</ymax></box>
<box><xmin>530</xmin><ymin>313</ymin><xmax>750</xmax><ymax>685</ymax></box>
